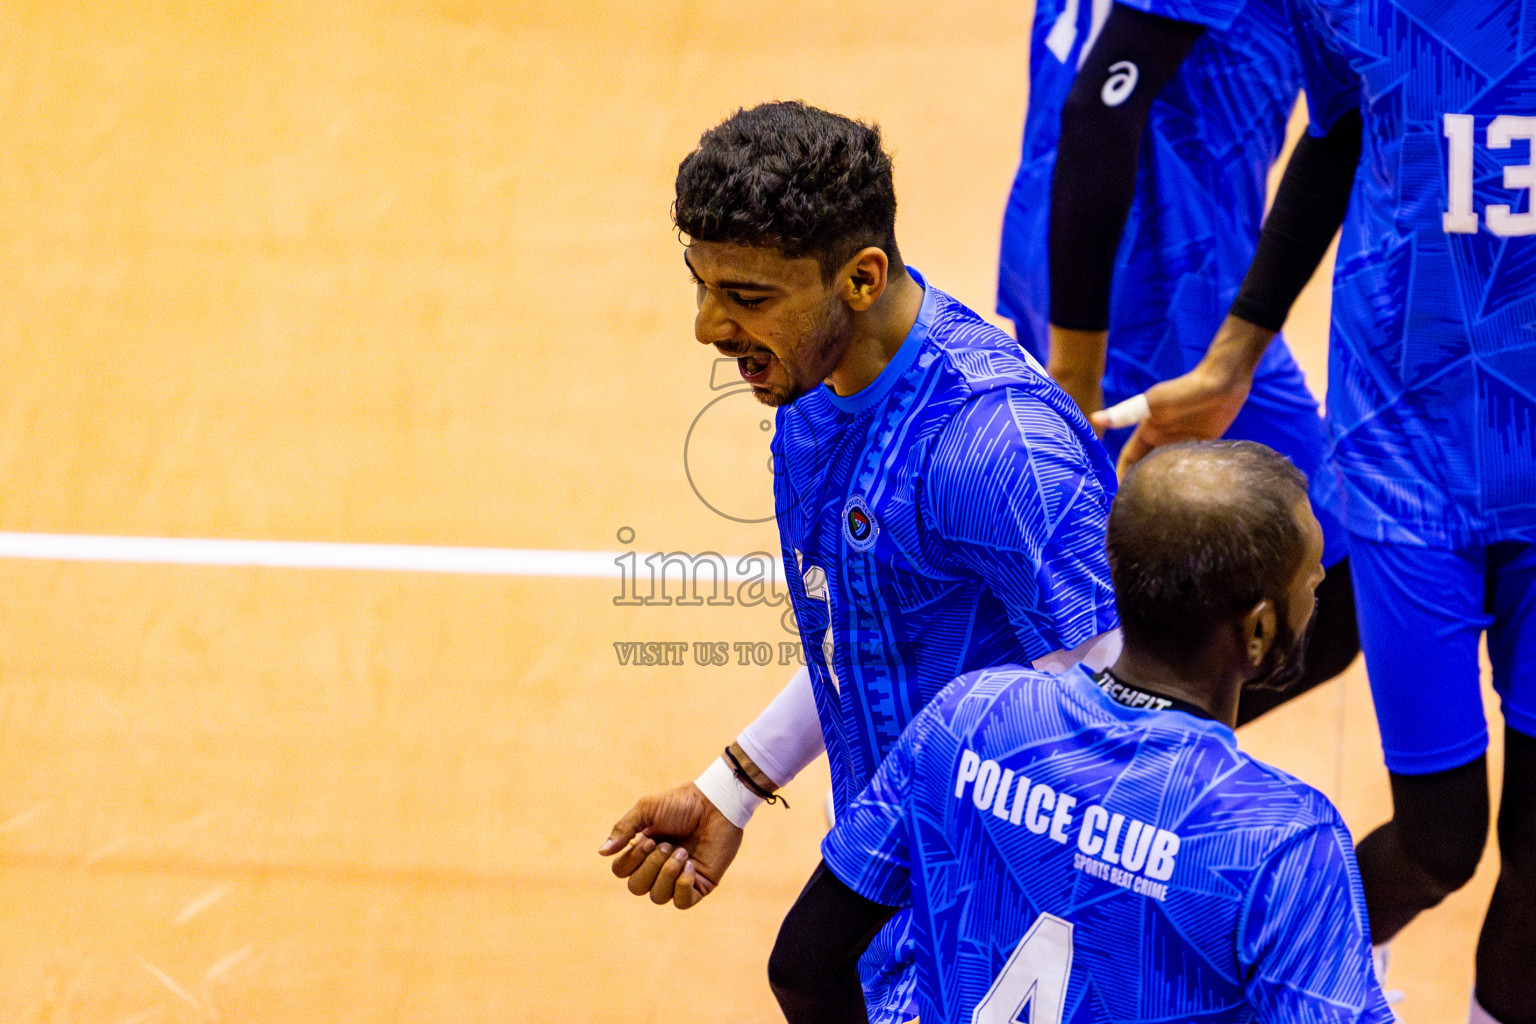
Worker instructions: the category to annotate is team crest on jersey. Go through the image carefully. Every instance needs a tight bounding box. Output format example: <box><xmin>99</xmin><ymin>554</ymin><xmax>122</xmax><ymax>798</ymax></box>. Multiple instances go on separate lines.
<box><xmin>842</xmin><ymin>495</ymin><xmax>879</xmax><ymax>552</ymax></box>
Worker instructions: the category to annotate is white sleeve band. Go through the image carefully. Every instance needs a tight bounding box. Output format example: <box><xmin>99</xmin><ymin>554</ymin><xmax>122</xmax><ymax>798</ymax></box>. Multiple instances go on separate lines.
<box><xmin>693</xmin><ymin>756</ymin><xmax>763</xmax><ymax>830</ymax></box>
<box><xmin>1100</xmin><ymin>393</ymin><xmax>1150</xmax><ymax>429</ymax></box>
<box><xmin>1031</xmin><ymin>628</ymin><xmax>1123</xmax><ymax>675</ymax></box>
<box><xmin>736</xmin><ymin>666</ymin><xmax>825</xmax><ymax>788</ymax></box>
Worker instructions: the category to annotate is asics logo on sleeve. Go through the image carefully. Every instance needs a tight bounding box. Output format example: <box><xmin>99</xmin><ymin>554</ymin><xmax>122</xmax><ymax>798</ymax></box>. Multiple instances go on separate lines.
<box><xmin>1101</xmin><ymin>61</ymin><xmax>1138</xmax><ymax>107</ymax></box>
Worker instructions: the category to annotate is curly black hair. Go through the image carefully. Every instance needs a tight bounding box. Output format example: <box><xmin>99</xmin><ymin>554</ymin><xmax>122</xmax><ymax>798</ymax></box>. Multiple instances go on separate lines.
<box><xmin>674</xmin><ymin>101</ymin><xmax>903</xmax><ymax>282</ymax></box>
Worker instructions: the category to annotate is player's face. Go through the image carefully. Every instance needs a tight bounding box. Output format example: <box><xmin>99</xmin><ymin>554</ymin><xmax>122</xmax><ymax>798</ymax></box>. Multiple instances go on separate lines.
<box><xmin>1250</xmin><ymin>500</ymin><xmax>1327</xmax><ymax>690</ymax></box>
<box><xmin>1284</xmin><ymin>501</ymin><xmax>1327</xmax><ymax>638</ymax></box>
<box><xmin>685</xmin><ymin>241</ymin><xmax>853</xmax><ymax>407</ymax></box>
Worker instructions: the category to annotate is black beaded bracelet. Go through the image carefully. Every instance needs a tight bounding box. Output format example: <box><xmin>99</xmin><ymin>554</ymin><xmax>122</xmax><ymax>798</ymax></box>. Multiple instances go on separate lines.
<box><xmin>724</xmin><ymin>745</ymin><xmax>790</xmax><ymax>809</ymax></box>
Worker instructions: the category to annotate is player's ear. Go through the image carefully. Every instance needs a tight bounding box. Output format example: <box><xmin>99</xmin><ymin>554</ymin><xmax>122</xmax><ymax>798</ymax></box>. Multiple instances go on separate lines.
<box><xmin>1240</xmin><ymin>598</ymin><xmax>1277</xmax><ymax>669</ymax></box>
<box><xmin>841</xmin><ymin>247</ymin><xmax>889</xmax><ymax>312</ymax></box>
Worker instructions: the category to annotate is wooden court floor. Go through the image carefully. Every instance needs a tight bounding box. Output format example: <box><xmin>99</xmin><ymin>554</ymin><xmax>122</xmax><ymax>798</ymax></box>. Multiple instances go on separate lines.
<box><xmin>0</xmin><ymin>2</ymin><xmax>1501</xmax><ymax>1021</ymax></box>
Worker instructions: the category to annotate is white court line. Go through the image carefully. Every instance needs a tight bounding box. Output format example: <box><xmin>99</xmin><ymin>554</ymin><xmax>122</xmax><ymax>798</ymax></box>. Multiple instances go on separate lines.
<box><xmin>0</xmin><ymin>532</ymin><xmax>764</xmax><ymax>579</ymax></box>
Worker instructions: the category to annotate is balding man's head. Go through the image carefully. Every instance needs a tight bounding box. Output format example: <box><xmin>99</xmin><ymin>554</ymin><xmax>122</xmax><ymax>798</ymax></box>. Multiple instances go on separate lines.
<box><xmin>1107</xmin><ymin>441</ymin><xmax>1311</xmax><ymax>660</ymax></box>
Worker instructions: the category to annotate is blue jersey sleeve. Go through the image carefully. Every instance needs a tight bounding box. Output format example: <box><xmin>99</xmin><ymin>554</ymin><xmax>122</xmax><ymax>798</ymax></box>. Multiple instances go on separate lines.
<box><xmin>1240</xmin><ymin>819</ymin><xmax>1397</xmax><ymax>1023</ymax></box>
<box><xmin>820</xmin><ymin>716</ymin><xmax>921</xmax><ymax>909</ymax></box>
<box><xmin>1114</xmin><ymin>0</ymin><xmax>1245</xmax><ymax>31</ymax></box>
<box><xmin>1285</xmin><ymin>0</ymin><xmax>1361</xmax><ymax>135</ymax></box>
<box><xmin>920</xmin><ymin>388</ymin><xmax>1117</xmax><ymax>661</ymax></box>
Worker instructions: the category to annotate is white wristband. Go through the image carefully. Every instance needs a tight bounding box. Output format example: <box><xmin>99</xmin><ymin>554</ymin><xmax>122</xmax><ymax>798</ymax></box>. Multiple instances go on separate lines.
<box><xmin>694</xmin><ymin>757</ymin><xmax>763</xmax><ymax>829</ymax></box>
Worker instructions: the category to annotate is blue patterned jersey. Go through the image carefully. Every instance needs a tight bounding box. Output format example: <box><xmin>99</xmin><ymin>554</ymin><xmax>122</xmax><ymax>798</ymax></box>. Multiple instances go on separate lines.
<box><xmin>775</xmin><ymin>270</ymin><xmax>1117</xmax><ymax>814</ymax></box>
<box><xmin>1285</xmin><ymin>0</ymin><xmax>1536</xmax><ymax>547</ymax></box>
<box><xmin>774</xmin><ymin>271</ymin><xmax>1118</xmax><ymax>1024</ymax></box>
<box><xmin>822</xmin><ymin>665</ymin><xmax>1396</xmax><ymax>1024</ymax></box>
<box><xmin>999</xmin><ymin>0</ymin><xmax>1308</xmax><ymax>409</ymax></box>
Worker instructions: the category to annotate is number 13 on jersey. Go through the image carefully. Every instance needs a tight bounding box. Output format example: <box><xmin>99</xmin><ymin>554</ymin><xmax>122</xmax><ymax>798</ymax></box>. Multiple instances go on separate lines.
<box><xmin>1443</xmin><ymin>113</ymin><xmax>1536</xmax><ymax>236</ymax></box>
<box><xmin>973</xmin><ymin>914</ymin><xmax>1075</xmax><ymax>1024</ymax></box>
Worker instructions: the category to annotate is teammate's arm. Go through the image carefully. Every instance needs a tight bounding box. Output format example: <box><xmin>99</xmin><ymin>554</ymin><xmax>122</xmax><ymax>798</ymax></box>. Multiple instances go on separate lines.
<box><xmin>1045</xmin><ymin>4</ymin><xmax>1206</xmax><ymax>419</ymax></box>
<box><xmin>1239</xmin><ymin>816</ymin><xmax>1396</xmax><ymax>1022</ymax></box>
<box><xmin>769</xmin><ymin>862</ymin><xmax>900</xmax><ymax>1024</ymax></box>
<box><xmin>599</xmin><ymin>667</ymin><xmax>824</xmax><ymax>908</ymax></box>
<box><xmin>1106</xmin><ymin>107</ymin><xmax>1362</xmax><ymax>469</ymax></box>
<box><xmin>771</xmin><ymin>714</ymin><xmax>921</xmax><ymax>1022</ymax></box>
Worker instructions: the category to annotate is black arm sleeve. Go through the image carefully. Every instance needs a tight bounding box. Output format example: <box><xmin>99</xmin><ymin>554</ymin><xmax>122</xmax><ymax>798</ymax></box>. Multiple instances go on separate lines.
<box><xmin>1229</xmin><ymin>108</ymin><xmax>1363</xmax><ymax>331</ymax></box>
<box><xmin>768</xmin><ymin>861</ymin><xmax>901</xmax><ymax>1024</ymax></box>
<box><xmin>1048</xmin><ymin>5</ymin><xmax>1207</xmax><ymax>331</ymax></box>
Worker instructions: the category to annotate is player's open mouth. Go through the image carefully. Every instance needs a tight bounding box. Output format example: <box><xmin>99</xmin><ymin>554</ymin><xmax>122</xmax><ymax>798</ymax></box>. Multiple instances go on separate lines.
<box><xmin>738</xmin><ymin>350</ymin><xmax>775</xmax><ymax>384</ymax></box>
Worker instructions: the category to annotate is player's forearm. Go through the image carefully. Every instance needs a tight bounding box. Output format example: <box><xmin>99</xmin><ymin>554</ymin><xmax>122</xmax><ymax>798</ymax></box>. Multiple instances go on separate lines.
<box><xmin>1048</xmin><ymin>6</ymin><xmax>1206</xmax><ymax>333</ymax></box>
<box><xmin>1046</xmin><ymin>326</ymin><xmax>1109</xmax><ymax>414</ymax></box>
<box><xmin>737</xmin><ymin>665</ymin><xmax>824</xmax><ymax>787</ymax></box>
<box><xmin>696</xmin><ymin>666</ymin><xmax>824</xmax><ymax>828</ymax></box>
<box><xmin>1198</xmin><ymin>314</ymin><xmax>1277</xmax><ymax>385</ymax></box>
<box><xmin>724</xmin><ymin>741</ymin><xmax>777</xmax><ymax>795</ymax></box>
<box><xmin>1229</xmin><ymin>108</ymin><xmax>1363</xmax><ymax>332</ymax></box>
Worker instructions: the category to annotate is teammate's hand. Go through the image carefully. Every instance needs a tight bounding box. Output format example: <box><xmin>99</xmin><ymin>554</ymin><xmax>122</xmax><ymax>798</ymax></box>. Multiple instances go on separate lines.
<box><xmin>1095</xmin><ymin>315</ymin><xmax>1272</xmax><ymax>473</ymax></box>
<box><xmin>599</xmin><ymin>783</ymin><xmax>744</xmax><ymax>909</ymax></box>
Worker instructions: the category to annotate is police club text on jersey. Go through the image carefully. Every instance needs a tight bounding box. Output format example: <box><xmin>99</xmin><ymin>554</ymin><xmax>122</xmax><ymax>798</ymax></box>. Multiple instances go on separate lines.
<box><xmin>953</xmin><ymin>748</ymin><xmax>1179</xmax><ymax>902</ymax></box>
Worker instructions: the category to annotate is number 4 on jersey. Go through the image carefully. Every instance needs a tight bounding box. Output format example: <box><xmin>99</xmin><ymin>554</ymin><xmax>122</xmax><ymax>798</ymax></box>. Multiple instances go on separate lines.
<box><xmin>972</xmin><ymin>914</ymin><xmax>1074</xmax><ymax>1024</ymax></box>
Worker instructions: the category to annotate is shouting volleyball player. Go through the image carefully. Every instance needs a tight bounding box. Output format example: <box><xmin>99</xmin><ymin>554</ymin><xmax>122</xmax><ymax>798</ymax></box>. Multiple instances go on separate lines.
<box><xmin>599</xmin><ymin>101</ymin><xmax>1119</xmax><ymax>1021</ymax></box>
<box><xmin>772</xmin><ymin>442</ymin><xmax>1393</xmax><ymax>1024</ymax></box>
<box><xmin>1000</xmin><ymin>0</ymin><xmax>1359</xmax><ymax>722</ymax></box>
<box><xmin>1112</xmin><ymin>2</ymin><xmax>1536</xmax><ymax>1021</ymax></box>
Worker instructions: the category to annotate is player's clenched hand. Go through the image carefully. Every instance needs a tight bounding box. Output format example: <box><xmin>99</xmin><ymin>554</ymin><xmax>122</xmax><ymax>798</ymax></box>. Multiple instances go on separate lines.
<box><xmin>1107</xmin><ymin>366</ymin><xmax>1249</xmax><ymax>474</ymax></box>
<box><xmin>599</xmin><ymin>783</ymin><xmax>743</xmax><ymax>909</ymax></box>
<box><xmin>1096</xmin><ymin>314</ymin><xmax>1274</xmax><ymax>474</ymax></box>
